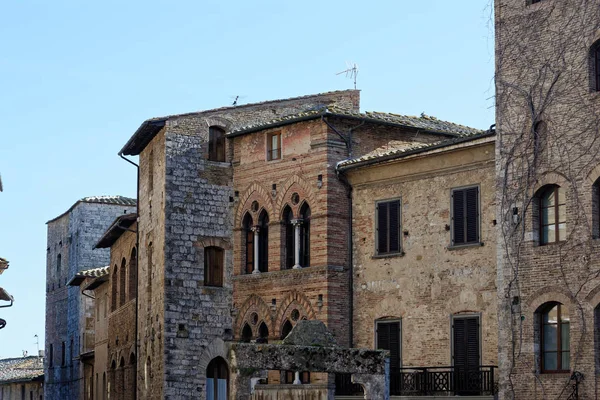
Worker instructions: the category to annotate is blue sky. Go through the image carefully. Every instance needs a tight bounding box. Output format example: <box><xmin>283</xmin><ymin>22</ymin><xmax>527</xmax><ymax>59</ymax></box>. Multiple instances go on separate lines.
<box><xmin>0</xmin><ymin>1</ymin><xmax>494</xmax><ymax>357</ymax></box>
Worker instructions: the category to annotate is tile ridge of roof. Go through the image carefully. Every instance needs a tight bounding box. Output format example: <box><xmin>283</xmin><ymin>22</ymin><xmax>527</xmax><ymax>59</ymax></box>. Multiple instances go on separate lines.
<box><xmin>142</xmin><ymin>89</ymin><xmax>359</xmax><ymax>122</ymax></box>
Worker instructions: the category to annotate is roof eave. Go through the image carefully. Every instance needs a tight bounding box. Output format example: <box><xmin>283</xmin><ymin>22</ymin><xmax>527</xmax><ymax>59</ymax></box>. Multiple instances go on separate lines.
<box><xmin>227</xmin><ymin>112</ymin><xmax>325</xmax><ymax>137</ymax></box>
<box><xmin>337</xmin><ymin>131</ymin><xmax>496</xmax><ymax>172</ymax></box>
<box><xmin>119</xmin><ymin>119</ymin><xmax>167</xmax><ymax>157</ymax></box>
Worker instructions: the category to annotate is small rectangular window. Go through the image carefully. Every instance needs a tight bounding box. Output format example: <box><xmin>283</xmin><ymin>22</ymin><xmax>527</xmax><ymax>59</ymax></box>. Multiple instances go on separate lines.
<box><xmin>451</xmin><ymin>186</ymin><xmax>480</xmax><ymax>246</ymax></box>
<box><xmin>267</xmin><ymin>132</ymin><xmax>281</xmax><ymax>161</ymax></box>
<box><xmin>376</xmin><ymin>199</ymin><xmax>401</xmax><ymax>255</ymax></box>
<box><xmin>204</xmin><ymin>247</ymin><xmax>224</xmax><ymax>287</ymax></box>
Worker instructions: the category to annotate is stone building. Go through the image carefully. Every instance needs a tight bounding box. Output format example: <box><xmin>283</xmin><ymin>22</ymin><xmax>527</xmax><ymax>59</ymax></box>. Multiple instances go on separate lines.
<box><xmin>114</xmin><ymin>89</ymin><xmax>487</xmax><ymax>399</ymax></box>
<box><xmin>339</xmin><ymin>129</ymin><xmax>498</xmax><ymax>397</ymax></box>
<box><xmin>94</xmin><ymin>213</ymin><xmax>138</xmax><ymax>400</ymax></box>
<box><xmin>45</xmin><ymin>196</ymin><xmax>136</xmax><ymax>400</ymax></box>
<box><xmin>495</xmin><ymin>0</ymin><xmax>600</xmax><ymax>398</ymax></box>
<box><xmin>0</xmin><ymin>356</ymin><xmax>44</xmax><ymax>400</ymax></box>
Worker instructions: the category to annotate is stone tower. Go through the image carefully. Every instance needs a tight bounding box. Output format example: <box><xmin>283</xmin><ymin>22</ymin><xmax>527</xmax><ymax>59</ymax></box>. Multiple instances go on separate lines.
<box><xmin>45</xmin><ymin>196</ymin><xmax>136</xmax><ymax>399</ymax></box>
<box><xmin>495</xmin><ymin>1</ymin><xmax>600</xmax><ymax>398</ymax></box>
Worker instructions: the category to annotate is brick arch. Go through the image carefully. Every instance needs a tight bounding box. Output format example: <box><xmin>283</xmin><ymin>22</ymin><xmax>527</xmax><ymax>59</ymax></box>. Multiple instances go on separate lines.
<box><xmin>203</xmin><ymin>116</ymin><xmax>232</xmax><ymax>131</ymax></box>
<box><xmin>533</xmin><ymin>171</ymin><xmax>569</xmax><ymax>194</ymax></box>
<box><xmin>235</xmin><ymin>294</ymin><xmax>273</xmax><ymax>337</ymax></box>
<box><xmin>525</xmin><ymin>285</ymin><xmax>576</xmax><ymax>312</ymax></box>
<box><xmin>198</xmin><ymin>338</ymin><xmax>229</xmax><ymax>376</ymax></box>
<box><xmin>235</xmin><ymin>183</ymin><xmax>274</xmax><ymax>227</ymax></box>
<box><xmin>274</xmin><ymin>290</ymin><xmax>317</xmax><ymax>337</ymax></box>
<box><xmin>195</xmin><ymin>236</ymin><xmax>232</xmax><ymax>250</ymax></box>
<box><xmin>585</xmin><ymin>164</ymin><xmax>600</xmax><ymax>187</ymax></box>
<box><xmin>585</xmin><ymin>284</ymin><xmax>600</xmax><ymax>308</ymax></box>
<box><xmin>275</xmin><ymin>175</ymin><xmax>318</xmax><ymax>219</ymax></box>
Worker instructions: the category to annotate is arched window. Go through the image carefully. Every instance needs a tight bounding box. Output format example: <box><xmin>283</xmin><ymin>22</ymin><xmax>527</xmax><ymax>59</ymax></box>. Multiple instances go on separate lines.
<box><xmin>258</xmin><ymin>322</ymin><xmax>269</xmax><ymax>343</ymax></box>
<box><xmin>283</xmin><ymin>206</ymin><xmax>295</xmax><ymax>269</ymax></box>
<box><xmin>258</xmin><ymin>210</ymin><xmax>269</xmax><ymax>273</ymax></box>
<box><xmin>535</xmin><ymin>185</ymin><xmax>566</xmax><ymax>245</ymax></box>
<box><xmin>592</xmin><ymin>41</ymin><xmax>600</xmax><ymax>92</ymax></box>
<box><xmin>111</xmin><ymin>264</ymin><xmax>118</xmax><ymax>311</ymax></box>
<box><xmin>241</xmin><ymin>323</ymin><xmax>252</xmax><ymax>343</ymax></box>
<box><xmin>204</xmin><ymin>247</ymin><xmax>224</xmax><ymax>287</ymax></box>
<box><xmin>208</xmin><ymin>126</ymin><xmax>226</xmax><ymax>162</ymax></box>
<box><xmin>537</xmin><ymin>302</ymin><xmax>570</xmax><ymax>372</ymax></box>
<box><xmin>299</xmin><ymin>203</ymin><xmax>311</xmax><ymax>267</ymax></box>
<box><xmin>119</xmin><ymin>258</ymin><xmax>127</xmax><ymax>306</ymax></box>
<box><xmin>129</xmin><ymin>247</ymin><xmax>137</xmax><ymax>301</ymax></box>
<box><xmin>281</xmin><ymin>320</ymin><xmax>293</xmax><ymax>340</ymax></box>
<box><xmin>206</xmin><ymin>357</ymin><xmax>228</xmax><ymax>400</ymax></box>
<box><xmin>243</xmin><ymin>214</ymin><xmax>254</xmax><ymax>274</ymax></box>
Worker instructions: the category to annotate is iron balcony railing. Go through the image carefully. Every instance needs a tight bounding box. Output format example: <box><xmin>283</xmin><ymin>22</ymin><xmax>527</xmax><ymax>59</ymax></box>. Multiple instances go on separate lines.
<box><xmin>335</xmin><ymin>366</ymin><xmax>498</xmax><ymax>397</ymax></box>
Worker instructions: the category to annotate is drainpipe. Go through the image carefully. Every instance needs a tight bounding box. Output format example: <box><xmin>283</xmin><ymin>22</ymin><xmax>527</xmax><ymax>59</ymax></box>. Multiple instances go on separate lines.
<box><xmin>119</xmin><ymin>153</ymin><xmax>139</xmax><ymax>400</ymax></box>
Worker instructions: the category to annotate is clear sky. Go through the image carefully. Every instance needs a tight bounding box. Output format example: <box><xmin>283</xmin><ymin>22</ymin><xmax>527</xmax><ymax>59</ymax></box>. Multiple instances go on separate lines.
<box><xmin>0</xmin><ymin>0</ymin><xmax>495</xmax><ymax>358</ymax></box>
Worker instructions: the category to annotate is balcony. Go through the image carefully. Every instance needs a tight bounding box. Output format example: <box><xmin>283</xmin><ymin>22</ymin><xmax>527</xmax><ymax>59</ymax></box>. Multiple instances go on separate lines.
<box><xmin>335</xmin><ymin>366</ymin><xmax>497</xmax><ymax>398</ymax></box>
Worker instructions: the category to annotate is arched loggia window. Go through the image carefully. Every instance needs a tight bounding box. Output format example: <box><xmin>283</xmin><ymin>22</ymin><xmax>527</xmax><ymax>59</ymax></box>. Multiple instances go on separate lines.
<box><xmin>206</xmin><ymin>357</ymin><xmax>228</xmax><ymax>400</ymax></box>
<box><xmin>258</xmin><ymin>210</ymin><xmax>269</xmax><ymax>273</ymax></box>
<box><xmin>129</xmin><ymin>247</ymin><xmax>137</xmax><ymax>300</ymax></box>
<box><xmin>243</xmin><ymin>214</ymin><xmax>254</xmax><ymax>274</ymax></box>
<box><xmin>258</xmin><ymin>322</ymin><xmax>269</xmax><ymax>343</ymax></box>
<box><xmin>283</xmin><ymin>206</ymin><xmax>295</xmax><ymax>269</ymax></box>
<box><xmin>119</xmin><ymin>258</ymin><xmax>127</xmax><ymax>306</ymax></box>
<box><xmin>281</xmin><ymin>320</ymin><xmax>293</xmax><ymax>340</ymax></box>
<box><xmin>299</xmin><ymin>203</ymin><xmax>311</xmax><ymax>268</ymax></box>
<box><xmin>241</xmin><ymin>323</ymin><xmax>252</xmax><ymax>343</ymax></box>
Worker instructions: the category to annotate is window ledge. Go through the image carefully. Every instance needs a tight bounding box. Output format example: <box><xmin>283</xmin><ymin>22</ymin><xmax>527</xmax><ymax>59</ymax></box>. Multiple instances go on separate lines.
<box><xmin>205</xmin><ymin>160</ymin><xmax>230</xmax><ymax>167</ymax></box>
<box><xmin>371</xmin><ymin>252</ymin><xmax>404</xmax><ymax>259</ymax></box>
<box><xmin>447</xmin><ymin>242</ymin><xmax>484</xmax><ymax>250</ymax></box>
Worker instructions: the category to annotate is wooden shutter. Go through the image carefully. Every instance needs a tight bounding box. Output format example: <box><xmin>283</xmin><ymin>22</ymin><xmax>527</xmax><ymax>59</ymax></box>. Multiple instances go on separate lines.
<box><xmin>377</xmin><ymin>202</ymin><xmax>389</xmax><ymax>254</ymax></box>
<box><xmin>465</xmin><ymin>187</ymin><xmax>479</xmax><ymax>243</ymax></box>
<box><xmin>453</xmin><ymin>317</ymin><xmax>480</xmax><ymax>369</ymax></box>
<box><xmin>389</xmin><ymin>201</ymin><xmax>400</xmax><ymax>253</ymax></box>
<box><xmin>452</xmin><ymin>190</ymin><xmax>465</xmax><ymax>245</ymax></box>
<box><xmin>377</xmin><ymin>200</ymin><xmax>401</xmax><ymax>254</ymax></box>
<box><xmin>452</xmin><ymin>187</ymin><xmax>479</xmax><ymax>245</ymax></box>
<box><xmin>377</xmin><ymin>321</ymin><xmax>401</xmax><ymax>370</ymax></box>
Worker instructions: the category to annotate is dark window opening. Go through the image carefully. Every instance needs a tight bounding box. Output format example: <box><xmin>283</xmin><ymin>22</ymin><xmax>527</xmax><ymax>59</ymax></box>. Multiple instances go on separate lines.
<box><xmin>129</xmin><ymin>247</ymin><xmax>138</xmax><ymax>300</ymax></box>
<box><xmin>258</xmin><ymin>322</ymin><xmax>269</xmax><ymax>343</ymax></box>
<box><xmin>592</xmin><ymin>41</ymin><xmax>600</xmax><ymax>92</ymax></box>
<box><xmin>376</xmin><ymin>320</ymin><xmax>401</xmax><ymax>395</ymax></box>
<box><xmin>61</xmin><ymin>341</ymin><xmax>66</xmax><ymax>366</ymax></box>
<box><xmin>241</xmin><ymin>324</ymin><xmax>252</xmax><ymax>343</ymax></box>
<box><xmin>258</xmin><ymin>210</ymin><xmax>269</xmax><ymax>272</ymax></box>
<box><xmin>111</xmin><ymin>264</ymin><xmax>118</xmax><ymax>311</ymax></box>
<box><xmin>49</xmin><ymin>344</ymin><xmax>54</xmax><ymax>368</ymax></box>
<box><xmin>453</xmin><ymin>316</ymin><xmax>481</xmax><ymax>395</ymax></box>
<box><xmin>451</xmin><ymin>186</ymin><xmax>480</xmax><ymax>246</ymax></box>
<box><xmin>243</xmin><ymin>214</ymin><xmax>254</xmax><ymax>274</ymax></box>
<box><xmin>208</xmin><ymin>126</ymin><xmax>226</xmax><ymax>162</ymax></box>
<box><xmin>281</xmin><ymin>320</ymin><xmax>293</xmax><ymax>340</ymax></box>
<box><xmin>204</xmin><ymin>247</ymin><xmax>224</xmax><ymax>287</ymax></box>
<box><xmin>119</xmin><ymin>258</ymin><xmax>127</xmax><ymax>306</ymax></box>
<box><xmin>376</xmin><ymin>200</ymin><xmax>401</xmax><ymax>255</ymax></box>
<box><xmin>283</xmin><ymin>371</ymin><xmax>310</xmax><ymax>384</ymax></box>
<box><xmin>283</xmin><ymin>206</ymin><xmax>295</xmax><ymax>269</ymax></box>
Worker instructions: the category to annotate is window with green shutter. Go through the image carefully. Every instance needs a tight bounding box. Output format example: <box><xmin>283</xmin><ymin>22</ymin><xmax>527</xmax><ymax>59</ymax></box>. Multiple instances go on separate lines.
<box><xmin>376</xmin><ymin>199</ymin><xmax>401</xmax><ymax>255</ymax></box>
<box><xmin>451</xmin><ymin>186</ymin><xmax>480</xmax><ymax>246</ymax></box>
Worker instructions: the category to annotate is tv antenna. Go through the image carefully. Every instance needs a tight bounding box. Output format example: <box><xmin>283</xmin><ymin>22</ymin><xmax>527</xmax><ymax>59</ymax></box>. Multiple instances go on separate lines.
<box><xmin>229</xmin><ymin>95</ymin><xmax>247</xmax><ymax>106</ymax></box>
<box><xmin>336</xmin><ymin>62</ymin><xmax>359</xmax><ymax>89</ymax></box>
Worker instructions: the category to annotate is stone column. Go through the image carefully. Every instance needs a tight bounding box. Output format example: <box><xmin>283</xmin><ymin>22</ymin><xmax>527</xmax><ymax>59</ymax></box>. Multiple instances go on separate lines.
<box><xmin>291</xmin><ymin>219</ymin><xmax>303</xmax><ymax>269</ymax></box>
<box><xmin>293</xmin><ymin>371</ymin><xmax>301</xmax><ymax>385</ymax></box>
<box><xmin>251</xmin><ymin>226</ymin><xmax>260</xmax><ymax>274</ymax></box>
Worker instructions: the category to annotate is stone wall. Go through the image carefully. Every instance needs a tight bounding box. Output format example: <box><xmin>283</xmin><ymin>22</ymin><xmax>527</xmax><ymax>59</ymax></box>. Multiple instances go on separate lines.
<box><xmin>347</xmin><ymin>139</ymin><xmax>497</xmax><ymax>368</ymax></box>
<box><xmin>0</xmin><ymin>380</ymin><xmax>44</xmax><ymax>400</ymax></box>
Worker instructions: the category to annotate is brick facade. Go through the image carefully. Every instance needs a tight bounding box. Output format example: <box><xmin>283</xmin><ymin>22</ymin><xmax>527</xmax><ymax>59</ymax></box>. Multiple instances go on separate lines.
<box><xmin>496</xmin><ymin>1</ymin><xmax>600</xmax><ymax>398</ymax></box>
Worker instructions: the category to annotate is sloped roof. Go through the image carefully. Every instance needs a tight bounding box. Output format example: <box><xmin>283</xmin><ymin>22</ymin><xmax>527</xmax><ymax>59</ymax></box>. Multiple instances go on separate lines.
<box><xmin>94</xmin><ymin>213</ymin><xmax>137</xmax><ymax>249</ymax></box>
<box><xmin>47</xmin><ymin>195</ymin><xmax>136</xmax><ymax>224</ymax></box>
<box><xmin>0</xmin><ymin>357</ymin><xmax>43</xmax><ymax>384</ymax></box>
<box><xmin>119</xmin><ymin>90</ymin><xmax>360</xmax><ymax>156</ymax></box>
<box><xmin>229</xmin><ymin>106</ymin><xmax>483</xmax><ymax>137</ymax></box>
<box><xmin>68</xmin><ymin>265</ymin><xmax>110</xmax><ymax>287</ymax></box>
<box><xmin>337</xmin><ymin>130</ymin><xmax>495</xmax><ymax>171</ymax></box>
